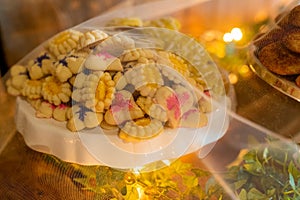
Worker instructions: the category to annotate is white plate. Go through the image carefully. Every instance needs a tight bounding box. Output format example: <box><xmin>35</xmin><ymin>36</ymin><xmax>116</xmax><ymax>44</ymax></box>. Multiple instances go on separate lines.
<box><xmin>16</xmin><ymin>97</ymin><xmax>229</xmax><ymax>169</ymax></box>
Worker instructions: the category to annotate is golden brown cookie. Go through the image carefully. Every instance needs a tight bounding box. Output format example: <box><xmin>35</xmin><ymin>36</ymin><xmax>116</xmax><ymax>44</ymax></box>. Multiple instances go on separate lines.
<box><xmin>296</xmin><ymin>75</ymin><xmax>300</xmax><ymax>87</ymax></box>
<box><xmin>288</xmin><ymin>5</ymin><xmax>300</xmax><ymax>28</ymax></box>
<box><xmin>253</xmin><ymin>28</ymin><xmax>284</xmax><ymax>50</ymax></box>
<box><xmin>257</xmin><ymin>42</ymin><xmax>300</xmax><ymax>75</ymax></box>
<box><xmin>282</xmin><ymin>28</ymin><xmax>300</xmax><ymax>53</ymax></box>
<box><xmin>275</xmin><ymin>11</ymin><xmax>290</xmax><ymax>28</ymax></box>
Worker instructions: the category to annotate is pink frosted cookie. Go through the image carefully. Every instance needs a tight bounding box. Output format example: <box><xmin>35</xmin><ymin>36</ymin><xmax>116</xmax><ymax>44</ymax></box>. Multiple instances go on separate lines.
<box><xmin>154</xmin><ymin>86</ymin><xmax>181</xmax><ymax>128</ymax></box>
<box><xmin>104</xmin><ymin>90</ymin><xmax>144</xmax><ymax>126</ymax></box>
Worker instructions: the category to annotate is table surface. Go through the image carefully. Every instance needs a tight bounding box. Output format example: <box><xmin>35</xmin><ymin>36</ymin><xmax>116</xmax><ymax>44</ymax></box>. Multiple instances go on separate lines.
<box><xmin>1</xmin><ymin>0</ymin><xmax>300</xmax><ymax>199</ymax></box>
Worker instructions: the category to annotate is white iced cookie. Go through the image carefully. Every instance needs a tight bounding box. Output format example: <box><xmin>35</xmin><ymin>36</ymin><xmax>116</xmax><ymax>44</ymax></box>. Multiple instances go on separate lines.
<box><xmin>46</xmin><ymin>29</ymin><xmax>83</xmax><ymax>58</ymax></box>
<box><xmin>6</xmin><ymin>64</ymin><xmax>28</xmax><ymax>96</ymax></box>
<box><xmin>41</xmin><ymin>76</ymin><xmax>72</xmax><ymax>106</ymax></box>
<box><xmin>78</xmin><ymin>29</ymin><xmax>108</xmax><ymax>49</ymax></box>
<box><xmin>84</xmin><ymin>52</ymin><xmax>123</xmax><ymax>71</ymax></box>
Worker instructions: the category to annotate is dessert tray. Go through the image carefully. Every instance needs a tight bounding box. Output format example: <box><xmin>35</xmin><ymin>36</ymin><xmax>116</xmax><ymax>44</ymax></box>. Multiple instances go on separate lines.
<box><xmin>16</xmin><ymin>96</ymin><xmax>229</xmax><ymax>169</ymax></box>
<box><xmin>249</xmin><ymin>1</ymin><xmax>300</xmax><ymax>102</ymax></box>
<box><xmin>6</xmin><ymin>10</ymin><xmax>230</xmax><ymax>169</ymax></box>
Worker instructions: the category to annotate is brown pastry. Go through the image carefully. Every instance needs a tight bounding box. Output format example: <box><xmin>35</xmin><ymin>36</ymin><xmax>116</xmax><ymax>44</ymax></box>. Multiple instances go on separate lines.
<box><xmin>288</xmin><ymin>5</ymin><xmax>300</xmax><ymax>28</ymax></box>
<box><xmin>275</xmin><ymin>11</ymin><xmax>290</xmax><ymax>28</ymax></box>
<box><xmin>253</xmin><ymin>28</ymin><xmax>284</xmax><ymax>50</ymax></box>
<box><xmin>282</xmin><ymin>28</ymin><xmax>300</xmax><ymax>53</ymax></box>
<box><xmin>257</xmin><ymin>41</ymin><xmax>300</xmax><ymax>75</ymax></box>
<box><xmin>296</xmin><ymin>75</ymin><xmax>300</xmax><ymax>87</ymax></box>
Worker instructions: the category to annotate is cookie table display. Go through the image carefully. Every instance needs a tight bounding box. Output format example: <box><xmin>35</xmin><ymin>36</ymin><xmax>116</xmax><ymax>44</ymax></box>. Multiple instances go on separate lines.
<box><xmin>6</xmin><ymin>17</ymin><xmax>228</xmax><ymax>167</ymax></box>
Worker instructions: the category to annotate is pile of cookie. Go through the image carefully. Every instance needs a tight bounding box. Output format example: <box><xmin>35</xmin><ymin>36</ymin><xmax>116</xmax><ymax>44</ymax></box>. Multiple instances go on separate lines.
<box><xmin>6</xmin><ymin>17</ymin><xmax>210</xmax><ymax>141</ymax></box>
<box><xmin>254</xmin><ymin>5</ymin><xmax>300</xmax><ymax>87</ymax></box>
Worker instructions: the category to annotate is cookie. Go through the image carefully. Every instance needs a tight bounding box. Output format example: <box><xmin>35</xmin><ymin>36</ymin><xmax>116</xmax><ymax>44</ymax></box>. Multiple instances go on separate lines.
<box><xmin>41</xmin><ymin>76</ymin><xmax>72</xmax><ymax>105</ymax></box>
<box><xmin>288</xmin><ymin>5</ymin><xmax>300</xmax><ymax>28</ymax></box>
<box><xmin>181</xmin><ymin>108</ymin><xmax>208</xmax><ymax>128</ymax></box>
<box><xmin>53</xmin><ymin>104</ymin><xmax>69</xmax><ymax>122</ymax></box>
<box><xmin>6</xmin><ymin>65</ymin><xmax>28</xmax><ymax>96</ymax></box>
<box><xmin>257</xmin><ymin>42</ymin><xmax>300</xmax><ymax>75</ymax></box>
<box><xmin>120</xmin><ymin>118</ymin><xmax>163</xmax><ymax>140</ymax></box>
<box><xmin>296</xmin><ymin>75</ymin><xmax>300</xmax><ymax>87</ymax></box>
<box><xmin>155</xmin><ymin>86</ymin><xmax>180</xmax><ymax>128</ymax></box>
<box><xmin>36</xmin><ymin>101</ymin><xmax>55</xmax><ymax>118</ymax></box>
<box><xmin>275</xmin><ymin>11</ymin><xmax>290</xmax><ymax>28</ymax></box>
<box><xmin>253</xmin><ymin>28</ymin><xmax>284</xmax><ymax>50</ymax></box>
<box><xmin>282</xmin><ymin>28</ymin><xmax>300</xmax><ymax>53</ymax></box>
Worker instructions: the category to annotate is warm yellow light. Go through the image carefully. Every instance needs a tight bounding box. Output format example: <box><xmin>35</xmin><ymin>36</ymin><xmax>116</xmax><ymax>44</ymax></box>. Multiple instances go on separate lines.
<box><xmin>136</xmin><ymin>185</ymin><xmax>144</xmax><ymax>199</ymax></box>
<box><xmin>231</xmin><ymin>28</ymin><xmax>243</xmax><ymax>41</ymax></box>
<box><xmin>239</xmin><ymin>64</ymin><xmax>249</xmax><ymax>74</ymax></box>
<box><xmin>223</xmin><ymin>32</ymin><xmax>233</xmax><ymax>43</ymax></box>
<box><xmin>228</xmin><ymin>73</ymin><xmax>238</xmax><ymax>84</ymax></box>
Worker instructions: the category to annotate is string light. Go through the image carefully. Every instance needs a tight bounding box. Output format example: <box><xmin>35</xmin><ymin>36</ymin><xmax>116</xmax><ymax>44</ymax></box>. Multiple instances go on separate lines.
<box><xmin>223</xmin><ymin>32</ymin><xmax>233</xmax><ymax>42</ymax></box>
<box><xmin>228</xmin><ymin>73</ymin><xmax>238</xmax><ymax>84</ymax></box>
<box><xmin>223</xmin><ymin>27</ymin><xmax>243</xmax><ymax>42</ymax></box>
<box><xmin>231</xmin><ymin>28</ymin><xmax>243</xmax><ymax>41</ymax></box>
